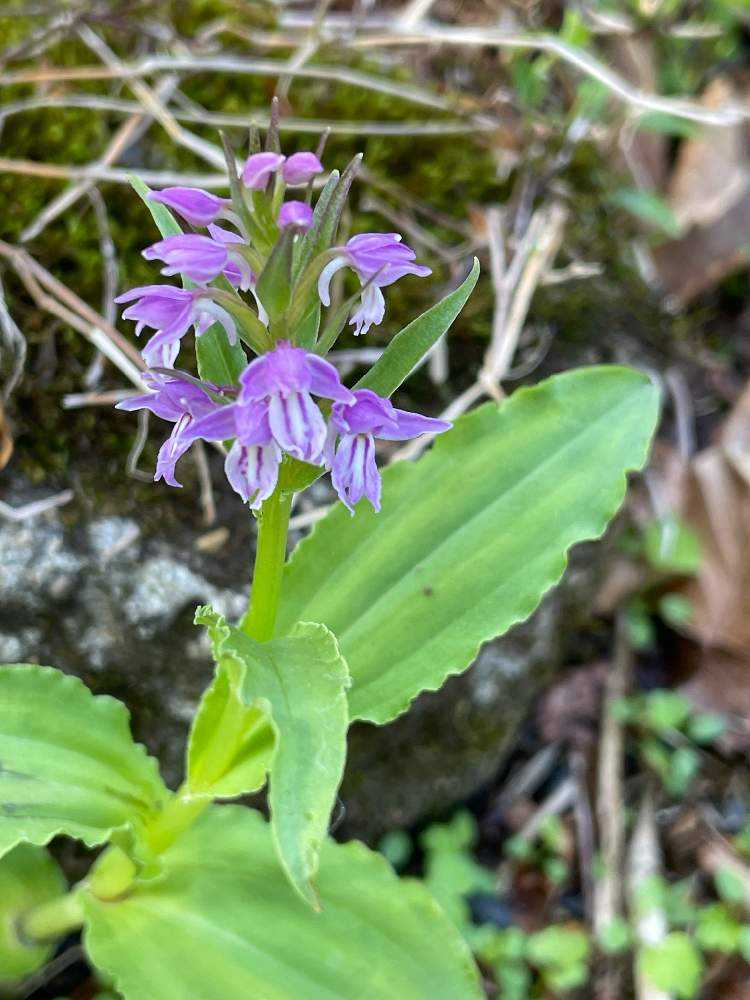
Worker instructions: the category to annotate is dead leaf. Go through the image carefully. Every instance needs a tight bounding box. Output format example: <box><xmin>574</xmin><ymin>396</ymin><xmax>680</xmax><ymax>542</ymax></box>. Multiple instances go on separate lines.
<box><xmin>650</xmin><ymin>75</ymin><xmax>750</xmax><ymax>303</ymax></box>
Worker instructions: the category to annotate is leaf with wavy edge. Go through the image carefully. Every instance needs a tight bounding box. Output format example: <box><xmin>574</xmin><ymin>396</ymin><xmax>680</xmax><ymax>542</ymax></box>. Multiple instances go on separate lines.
<box><xmin>0</xmin><ymin>665</ymin><xmax>168</xmax><ymax>858</ymax></box>
<box><xmin>83</xmin><ymin>806</ymin><xmax>482</xmax><ymax>1000</ymax></box>
<box><xmin>277</xmin><ymin>366</ymin><xmax>660</xmax><ymax>724</ymax></box>
<box><xmin>191</xmin><ymin>608</ymin><xmax>349</xmax><ymax>908</ymax></box>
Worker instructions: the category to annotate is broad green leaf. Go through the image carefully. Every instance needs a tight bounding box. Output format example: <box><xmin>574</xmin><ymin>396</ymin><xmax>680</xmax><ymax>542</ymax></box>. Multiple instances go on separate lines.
<box><xmin>356</xmin><ymin>258</ymin><xmax>480</xmax><ymax>397</ymax></box>
<box><xmin>83</xmin><ymin>806</ymin><xmax>482</xmax><ymax>1000</ymax></box>
<box><xmin>640</xmin><ymin>932</ymin><xmax>704</xmax><ymax>999</ymax></box>
<box><xmin>608</xmin><ymin>188</ymin><xmax>683</xmax><ymax>239</ymax></box>
<box><xmin>0</xmin><ymin>845</ymin><xmax>66</xmax><ymax>984</ymax></box>
<box><xmin>695</xmin><ymin>903</ymin><xmax>741</xmax><ymax>953</ymax></box>
<box><xmin>278</xmin><ymin>366</ymin><xmax>660</xmax><ymax>724</ymax></box>
<box><xmin>129</xmin><ymin>175</ymin><xmax>248</xmax><ymax>385</ymax></box>
<box><xmin>193</xmin><ymin>608</ymin><xmax>350</xmax><ymax>908</ymax></box>
<box><xmin>0</xmin><ymin>665</ymin><xmax>168</xmax><ymax>858</ymax></box>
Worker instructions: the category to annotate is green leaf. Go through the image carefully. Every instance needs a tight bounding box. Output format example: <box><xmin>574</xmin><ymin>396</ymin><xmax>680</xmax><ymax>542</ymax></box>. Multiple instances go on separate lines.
<box><xmin>695</xmin><ymin>903</ymin><xmax>742</xmax><ymax>953</ymax></box>
<box><xmin>256</xmin><ymin>227</ymin><xmax>294</xmax><ymax>324</ymax></box>
<box><xmin>0</xmin><ymin>665</ymin><xmax>168</xmax><ymax>858</ymax></box>
<box><xmin>195</xmin><ymin>322</ymin><xmax>249</xmax><ymax>386</ymax></box>
<box><xmin>644</xmin><ymin>516</ymin><xmax>701</xmax><ymax>574</ymax></box>
<box><xmin>715</xmin><ymin>865</ymin><xmax>748</xmax><ymax>905</ymax></box>
<box><xmin>608</xmin><ymin>188</ymin><xmax>683</xmax><ymax>239</ymax></box>
<box><xmin>598</xmin><ymin>917</ymin><xmax>632</xmax><ymax>954</ymax></box>
<box><xmin>640</xmin><ymin>933</ymin><xmax>704</xmax><ymax>999</ymax></box>
<box><xmin>278</xmin><ymin>366</ymin><xmax>660</xmax><ymax>724</ymax></box>
<box><xmin>688</xmin><ymin>712</ymin><xmax>726</xmax><ymax>745</ymax></box>
<box><xmin>644</xmin><ymin>690</ymin><xmax>691</xmax><ymax>732</ymax></box>
<box><xmin>526</xmin><ymin>926</ymin><xmax>590</xmax><ymax>968</ymax></box>
<box><xmin>0</xmin><ymin>845</ymin><xmax>66</xmax><ymax>984</ymax></box>
<box><xmin>194</xmin><ymin>607</ymin><xmax>350</xmax><ymax>908</ymax></box>
<box><xmin>83</xmin><ymin>806</ymin><xmax>483</xmax><ymax>1000</ymax></box>
<box><xmin>665</xmin><ymin>746</ymin><xmax>700</xmax><ymax>796</ymax></box>
<box><xmin>356</xmin><ymin>259</ymin><xmax>480</xmax><ymax>398</ymax></box>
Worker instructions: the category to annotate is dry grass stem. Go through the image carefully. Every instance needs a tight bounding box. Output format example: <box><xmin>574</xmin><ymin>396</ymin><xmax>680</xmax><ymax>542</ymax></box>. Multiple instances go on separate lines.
<box><xmin>627</xmin><ymin>785</ymin><xmax>671</xmax><ymax>1000</ymax></box>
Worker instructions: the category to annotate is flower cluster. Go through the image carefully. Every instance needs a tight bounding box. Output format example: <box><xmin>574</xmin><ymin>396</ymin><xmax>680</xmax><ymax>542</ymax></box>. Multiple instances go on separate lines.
<box><xmin>117</xmin><ymin>138</ymin><xmax>448</xmax><ymax>513</ymax></box>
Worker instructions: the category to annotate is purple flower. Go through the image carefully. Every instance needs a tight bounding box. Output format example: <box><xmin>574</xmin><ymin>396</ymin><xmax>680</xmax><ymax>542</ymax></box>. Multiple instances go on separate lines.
<box><xmin>327</xmin><ymin>388</ymin><xmax>450</xmax><ymax>512</ymax></box>
<box><xmin>206</xmin><ymin>224</ymin><xmax>256</xmax><ymax>291</ymax></box>
<box><xmin>142</xmin><ymin>234</ymin><xmax>229</xmax><ymax>284</ymax></box>
<box><xmin>116</xmin><ymin>371</ymin><xmax>221</xmax><ymax>487</ymax></box>
<box><xmin>282</xmin><ymin>152</ymin><xmax>323</xmax><ymax>186</ymax></box>
<box><xmin>148</xmin><ymin>187</ymin><xmax>230</xmax><ymax>227</ymax></box>
<box><xmin>116</xmin><ymin>284</ymin><xmax>237</xmax><ymax>367</ymax></box>
<box><xmin>142</xmin><ymin>229</ymin><xmax>256</xmax><ymax>292</ymax></box>
<box><xmin>242</xmin><ymin>152</ymin><xmax>285</xmax><ymax>190</ymax></box>
<box><xmin>185</xmin><ymin>398</ymin><xmax>282</xmax><ymax>508</ymax></box>
<box><xmin>278</xmin><ymin>200</ymin><xmax>314</xmax><ymax>230</ymax></box>
<box><xmin>317</xmin><ymin>233</ymin><xmax>432</xmax><ymax>336</ymax></box>
<box><xmin>239</xmin><ymin>341</ymin><xmax>355</xmax><ymax>464</ymax></box>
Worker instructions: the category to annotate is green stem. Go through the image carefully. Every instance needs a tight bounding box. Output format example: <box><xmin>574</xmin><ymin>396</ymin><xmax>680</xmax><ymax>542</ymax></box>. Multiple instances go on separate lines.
<box><xmin>240</xmin><ymin>486</ymin><xmax>293</xmax><ymax>640</ymax></box>
<box><xmin>20</xmin><ymin>890</ymin><xmax>84</xmax><ymax>944</ymax></box>
<box><xmin>144</xmin><ymin>789</ymin><xmax>211</xmax><ymax>856</ymax></box>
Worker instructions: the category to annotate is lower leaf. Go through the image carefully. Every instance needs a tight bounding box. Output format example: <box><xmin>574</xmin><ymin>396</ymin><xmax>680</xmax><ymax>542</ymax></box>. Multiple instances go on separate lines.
<box><xmin>83</xmin><ymin>806</ymin><xmax>482</xmax><ymax>1000</ymax></box>
<box><xmin>0</xmin><ymin>665</ymin><xmax>169</xmax><ymax>859</ymax></box>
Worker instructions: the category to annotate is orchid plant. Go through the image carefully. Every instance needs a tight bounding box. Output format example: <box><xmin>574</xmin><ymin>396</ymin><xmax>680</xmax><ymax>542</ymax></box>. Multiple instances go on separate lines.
<box><xmin>0</xmin><ymin>117</ymin><xmax>660</xmax><ymax>998</ymax></box>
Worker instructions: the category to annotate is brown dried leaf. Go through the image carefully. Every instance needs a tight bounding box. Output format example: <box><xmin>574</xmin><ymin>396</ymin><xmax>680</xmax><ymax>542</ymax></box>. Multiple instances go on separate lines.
<box><xmin>651</xmin><ymin>76</ymin><xmax>750</xmax><ymax>303</ymax></box>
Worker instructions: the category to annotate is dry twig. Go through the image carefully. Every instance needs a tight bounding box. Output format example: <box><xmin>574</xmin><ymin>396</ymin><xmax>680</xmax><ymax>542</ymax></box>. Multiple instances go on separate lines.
<box><xmin>627</xmin><ymin>785</ymin><xmax>672</xmax><ymax>1000</ymax></box>
<box><xmin>593</xmin><ymin>618</ymin><xmax>631</xmax><ymax>999</ymax></box>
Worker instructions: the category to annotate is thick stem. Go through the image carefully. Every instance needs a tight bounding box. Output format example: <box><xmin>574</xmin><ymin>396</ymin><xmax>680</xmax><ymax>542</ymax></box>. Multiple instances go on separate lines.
<box><xmin>144</xmin><ymin>789</ymin><xmax>211</xmax><ymax>856</ymax></box>
<box><xmin>240</xmin><ymin>486</ymin><xmax>293</xmax><ymax>641</ymax></box>
<box><xmin>20</xmin><ymin>890</ymin><xmax>84</xmax><ymax>944</ymax></box>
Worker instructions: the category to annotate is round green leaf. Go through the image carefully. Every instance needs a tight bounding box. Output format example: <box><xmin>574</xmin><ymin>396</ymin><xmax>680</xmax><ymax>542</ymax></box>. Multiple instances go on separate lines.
<box><xmin>641</xmin><ymin>932</ymin><xmax>704</xmax><ymax>999</ymax></box>
<box><xmin>83</xmin><ymin>806</ymin><xmax>482</xmax><ymax>1000</ymax></box>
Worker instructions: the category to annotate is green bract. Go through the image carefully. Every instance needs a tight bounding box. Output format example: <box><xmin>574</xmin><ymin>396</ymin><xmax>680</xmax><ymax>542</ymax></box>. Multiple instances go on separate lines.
<box><xmin>190</xmin><ymin>607</ymin><xmax>350</xmax><ymax>907</ymax></box>
<box><xmin>82</xmin><ymin>806</ymin><xmax>483</xmax><ymax>1000</ymax></box>
<box><xmin>277</xmin><ymin>366</ymin><xmax>660</xmax><ymax>723</ymax></box>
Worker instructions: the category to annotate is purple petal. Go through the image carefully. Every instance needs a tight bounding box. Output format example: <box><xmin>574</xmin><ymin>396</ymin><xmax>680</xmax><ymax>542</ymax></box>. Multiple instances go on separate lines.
<box><xmin>149</xmin><ymin>187</ymin><xmax>229</xmax><ymax>227</ymax></box>
<box><xmin>378</xmin><ymin>409</ymin><xmax>452</xmax><ymax>441</ymax></box>
<box><xmin>234</xmin><ymin>399</ymin><xmax>273</xmax><ymax>447</ymax></box>
<box><xmin>278</xmin><ymin>200</ymin><xmax>314</xmax><ymax>230</ymax></box>
<box><xmin>330</xmin><ymin>388</ymin><xmax>397</xmax><ymax>435</ymax></box>
<box><xmin>268</xmin><ymin>390</ymin><xmax>327</xmax><ymax>463</ymax></box>
<box><xmin>142</xmin><ymin>235</ymin><xmax>227</xmax><ymax>284</ymax></box>
<box><xmin>225</xmin><ymin>440</ymin><xmax>281</xmax><ymax>508</ymax></box>
<box><xmin>207</xmin><ymin>223</ymin><xmax>245</xmax><ymax>246</ymax></box>
<box><xmin>183</xmin><ymin>404</ymin><xmax>239</xmax><ymax>443</ymax></box>
<box><xmin>305</xmin><ymin>354</ymin><xmax>356</xmax><ymax>404</ymax></box>
<box><xmin>242</xmin><ymin>152</ymin><xmax>285</xmax><ymax>190</ymax></box>
<box><xmin>282</xmin><ymin>152</ymin><xmax>323</xmax><ymax>186</ymax></box>
<box><xmin>154</xmin><ymin>416</ymin><xmax>194</xmax><ymax>488</ymax></box>
<box><xmin>331</xmin><ymin>433</ymin><xmax>380</xmax><ymax>513</ymax></box>
<box><xmin>240</xmin><ymin>341</ymin><xmax>308</xmax><ymax>400</ymax></box>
